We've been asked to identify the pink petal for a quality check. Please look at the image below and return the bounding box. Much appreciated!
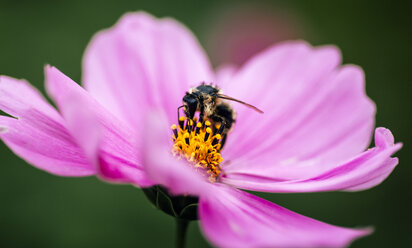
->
[222,128,401,193]
[219,42,376,181]
[45,66,152,187]
[199,185,371,248]
[215,64,237,85]
[82,11,214,129]
[0,75,94,176]
[142,110,214,196]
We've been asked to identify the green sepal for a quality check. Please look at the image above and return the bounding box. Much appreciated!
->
[142,185,198,220]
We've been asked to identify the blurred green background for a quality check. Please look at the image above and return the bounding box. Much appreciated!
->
[0,0,410,247]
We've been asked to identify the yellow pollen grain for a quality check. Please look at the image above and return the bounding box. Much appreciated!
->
[171,117,223,183]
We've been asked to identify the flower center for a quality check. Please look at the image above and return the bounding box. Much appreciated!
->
[171,116,224,182]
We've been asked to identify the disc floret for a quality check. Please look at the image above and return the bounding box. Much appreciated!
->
[171,117,223,182]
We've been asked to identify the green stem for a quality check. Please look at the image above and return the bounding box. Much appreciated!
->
[176,218,190,248]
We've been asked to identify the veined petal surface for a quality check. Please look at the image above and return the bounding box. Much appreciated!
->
[222,128,401,192]
[199,185,371,248]
[220,42,378,181]
[0,75,94,176]
[82,12,215,129]
[45,66,152,187]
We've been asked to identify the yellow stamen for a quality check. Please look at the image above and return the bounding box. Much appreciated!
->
[171,124,178,138]
[171,117,223,182]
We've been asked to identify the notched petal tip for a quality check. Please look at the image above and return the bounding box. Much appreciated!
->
[44,64,58,79]
[359,226,374,235]
[255,40,342,66]
[341,226,374,246]
[0,74,96,177]
[0,75,56,120]
[44,64,53,70]
[375,127,396,148]
[350,226,374,239]
[312,43,343,66]
[45,65,65,85]
[82,10,214,128]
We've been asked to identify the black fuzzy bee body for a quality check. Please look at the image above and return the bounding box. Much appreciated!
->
[180,83,263,149]
[183,84,235,133]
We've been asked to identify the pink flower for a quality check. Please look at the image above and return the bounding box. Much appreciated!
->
[0,12,401,248]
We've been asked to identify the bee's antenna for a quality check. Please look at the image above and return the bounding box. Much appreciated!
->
[217,94,264,114]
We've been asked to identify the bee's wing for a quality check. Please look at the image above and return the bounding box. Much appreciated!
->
[217,94,264,114]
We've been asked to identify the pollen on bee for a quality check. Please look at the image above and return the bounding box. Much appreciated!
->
[170,117,223,182]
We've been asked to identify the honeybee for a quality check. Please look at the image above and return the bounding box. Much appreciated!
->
[179,83,263,148]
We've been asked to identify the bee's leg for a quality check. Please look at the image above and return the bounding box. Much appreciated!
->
[209,114,229,150]
[209,114,225,133]
[177,105,184,120]
[185,117,193,132]
[217,120,225,134]
[220,134,228,150]
[216,120,228,149]
[177,105,186,130]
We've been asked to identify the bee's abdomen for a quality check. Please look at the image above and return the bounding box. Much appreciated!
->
[213,103,235,129]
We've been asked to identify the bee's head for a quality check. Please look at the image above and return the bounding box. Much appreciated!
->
[182,93,198,119]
